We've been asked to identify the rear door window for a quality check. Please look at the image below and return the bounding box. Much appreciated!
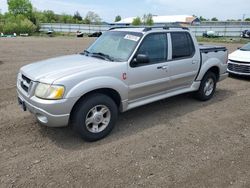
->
[171,32,195,59]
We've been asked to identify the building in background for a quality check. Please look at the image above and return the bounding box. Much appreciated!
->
[111,15,200,26]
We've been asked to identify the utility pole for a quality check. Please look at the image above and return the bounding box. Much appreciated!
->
[242,14,246,21]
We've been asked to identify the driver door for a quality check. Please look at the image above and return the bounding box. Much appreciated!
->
[127,33,171,102]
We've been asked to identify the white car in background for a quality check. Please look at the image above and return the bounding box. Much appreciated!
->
[241,30,250,38]
[228,43,250,76]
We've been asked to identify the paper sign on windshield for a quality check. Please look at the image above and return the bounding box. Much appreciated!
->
[124,34,140,42]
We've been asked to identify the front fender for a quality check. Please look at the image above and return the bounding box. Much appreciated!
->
[65,76,128,101]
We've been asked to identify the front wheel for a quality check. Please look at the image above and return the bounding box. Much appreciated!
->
[71,94,118,141]
[194,72,217,101]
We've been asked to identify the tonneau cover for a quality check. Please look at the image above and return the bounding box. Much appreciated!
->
[199,45,227,53]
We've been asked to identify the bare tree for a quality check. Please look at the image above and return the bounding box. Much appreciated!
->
[84,11,101,24]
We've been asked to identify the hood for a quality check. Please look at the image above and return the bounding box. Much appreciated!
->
[229,50,250,63]
[20,54,112,83]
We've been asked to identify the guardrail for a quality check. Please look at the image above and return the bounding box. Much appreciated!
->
[40,23,250,37]
[40,23,110,33]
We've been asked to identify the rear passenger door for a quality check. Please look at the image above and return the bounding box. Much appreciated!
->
[128,33,170,101]
[168,32,200,89]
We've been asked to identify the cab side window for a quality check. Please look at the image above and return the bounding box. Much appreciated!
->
[171,32,195,59]
[137,33,167,64]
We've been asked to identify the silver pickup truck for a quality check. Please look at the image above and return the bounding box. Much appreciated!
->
[17,26,228,141]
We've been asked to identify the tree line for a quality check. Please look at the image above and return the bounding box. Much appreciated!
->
[198,16,250,22]
[0,0,103,35]
[0,0,155,35]
[1,0,249,35]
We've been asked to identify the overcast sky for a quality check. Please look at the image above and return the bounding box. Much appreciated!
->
[0,0,249,22]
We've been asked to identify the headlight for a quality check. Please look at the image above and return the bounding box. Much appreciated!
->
[35,83,65,100]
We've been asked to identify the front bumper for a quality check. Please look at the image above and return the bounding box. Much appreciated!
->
[17,89,78,127]
[227,69,250,76]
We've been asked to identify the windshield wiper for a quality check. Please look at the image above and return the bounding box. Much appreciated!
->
[80,50,90,56]
[92,52,114,61]
[80,50,115,61]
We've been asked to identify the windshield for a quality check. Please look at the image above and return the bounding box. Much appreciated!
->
[240,43,250,51]
[85,31,142,62]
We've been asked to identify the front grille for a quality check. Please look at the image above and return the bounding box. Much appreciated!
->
[20,74,32,93]
[229,59,250,64]
[22,74,31,84]
[21,81,29,92]
[228,63,250,74]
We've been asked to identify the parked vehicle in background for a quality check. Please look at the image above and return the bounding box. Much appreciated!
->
[46,29,54,37]
[76,31,84,37]
[202,30,221,38]
[228,43,250,76]
[88,32,102,37]
[0,32,17,38]
[17,26,228,141]
[241,30,250,38]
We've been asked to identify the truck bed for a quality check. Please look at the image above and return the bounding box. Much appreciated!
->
[195,44,228,81]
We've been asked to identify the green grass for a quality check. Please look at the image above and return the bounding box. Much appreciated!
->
[197,36,250,44]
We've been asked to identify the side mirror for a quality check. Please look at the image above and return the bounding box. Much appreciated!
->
[133,54,149,65]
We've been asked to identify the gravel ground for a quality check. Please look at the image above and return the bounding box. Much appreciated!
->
[0,37,249,188]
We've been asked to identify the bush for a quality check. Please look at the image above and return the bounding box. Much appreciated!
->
[0,23,3,32]
[19,19,37,34]
[3,15,37,34]
[132,17,142,26]
[3,22,19,34]
[0,13,4,32]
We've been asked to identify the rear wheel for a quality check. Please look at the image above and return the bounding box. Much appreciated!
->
[71,94,118,141]
[195,72,217,101]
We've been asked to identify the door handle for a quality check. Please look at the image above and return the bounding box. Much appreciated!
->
[157,65,168,70]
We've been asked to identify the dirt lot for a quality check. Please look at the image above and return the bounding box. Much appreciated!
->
[0,37,250,188]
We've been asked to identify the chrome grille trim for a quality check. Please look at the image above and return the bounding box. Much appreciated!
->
[19,73,34,95]
[229,59,250,64]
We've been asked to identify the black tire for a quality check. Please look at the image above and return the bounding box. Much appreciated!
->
[71,93,118,142]
[194,72,217,101]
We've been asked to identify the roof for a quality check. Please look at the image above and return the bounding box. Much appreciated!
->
[114,15,198,25]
